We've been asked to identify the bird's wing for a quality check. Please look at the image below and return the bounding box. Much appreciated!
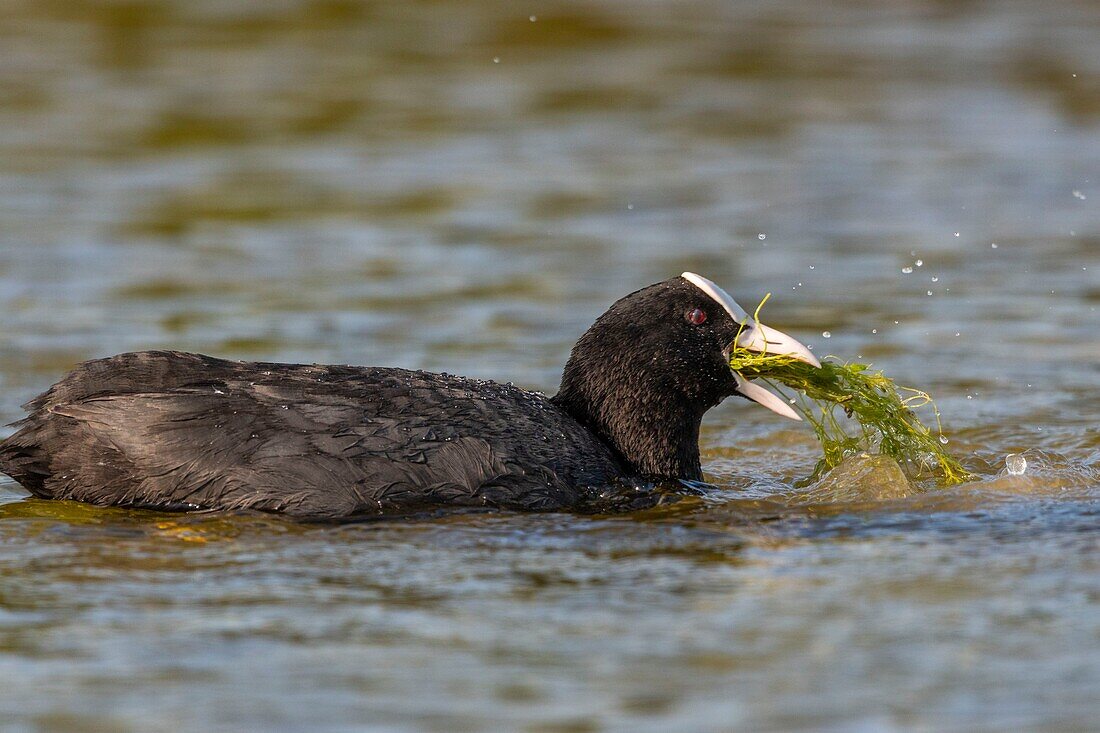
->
[35,389,563,517]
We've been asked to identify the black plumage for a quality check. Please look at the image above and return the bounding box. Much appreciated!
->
[0,275,768,519]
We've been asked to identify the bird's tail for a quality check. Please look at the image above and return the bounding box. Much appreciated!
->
[0,423,52,497]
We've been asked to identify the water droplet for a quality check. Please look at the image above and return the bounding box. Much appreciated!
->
[966,395,973,400]
[939,435,949,444]
[493,56,500,63]
[822,331,831,338]
[871,328,878,334]
[915,259,923,266]
[758,233,766,240]
[931,276,939,282]
[626,203,633,210]
[1072,189,1086,200]
[809,265,815,270]
[991,242,998,249]
[1005,453,1027,475]
[529,15,538,21]
[927,290,933,296]
[953,232,960,238]
[901,266,913,274]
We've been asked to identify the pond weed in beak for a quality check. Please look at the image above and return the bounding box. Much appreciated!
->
[728,297,974,487]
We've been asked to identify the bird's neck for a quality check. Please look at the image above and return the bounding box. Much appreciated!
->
[551,378,705,481]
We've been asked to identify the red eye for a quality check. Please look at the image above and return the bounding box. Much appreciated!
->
[687,308,707,325]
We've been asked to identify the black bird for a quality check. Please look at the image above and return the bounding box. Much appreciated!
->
[0,273,819,519]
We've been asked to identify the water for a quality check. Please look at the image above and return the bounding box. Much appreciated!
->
[0,0,1098,730]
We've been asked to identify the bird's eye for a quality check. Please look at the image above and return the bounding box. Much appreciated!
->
[686,308,707,325]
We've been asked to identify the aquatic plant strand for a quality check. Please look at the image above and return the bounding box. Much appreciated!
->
[731,296,973,486]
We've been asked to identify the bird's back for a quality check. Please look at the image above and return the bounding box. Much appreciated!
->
[0,351,624,518]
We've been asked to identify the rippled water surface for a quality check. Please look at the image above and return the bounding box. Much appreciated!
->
[0,1,1098,730]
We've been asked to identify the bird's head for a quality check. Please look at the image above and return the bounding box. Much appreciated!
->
[553,273,820,479]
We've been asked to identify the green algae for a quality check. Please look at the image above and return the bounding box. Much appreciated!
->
[731,298,973,486]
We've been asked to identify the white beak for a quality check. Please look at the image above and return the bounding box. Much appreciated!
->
[681,272,821,421]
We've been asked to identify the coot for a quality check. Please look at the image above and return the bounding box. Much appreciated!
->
[0,273,819,518]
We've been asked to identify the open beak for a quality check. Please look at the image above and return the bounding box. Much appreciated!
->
[681,272,821,421]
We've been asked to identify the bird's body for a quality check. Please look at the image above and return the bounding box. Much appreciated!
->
[0,274,819,519]
[0,351,624,518]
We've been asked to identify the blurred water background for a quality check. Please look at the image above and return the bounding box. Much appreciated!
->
[0,1,1097,731]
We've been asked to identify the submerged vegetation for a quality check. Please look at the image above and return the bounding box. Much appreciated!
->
[731,298,974,486]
